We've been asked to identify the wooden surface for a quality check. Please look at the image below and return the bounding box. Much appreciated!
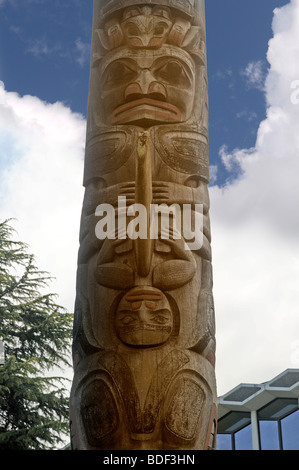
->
[70,0,217,450]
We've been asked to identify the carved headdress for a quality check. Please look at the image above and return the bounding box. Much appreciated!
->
[99,0,197,23]
[93,0,205,63]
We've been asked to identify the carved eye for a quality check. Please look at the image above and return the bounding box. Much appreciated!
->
[151,309,171,324]
[118,312,137,325]
[104,61,137,89]
[154,22,168,36]
[126,23,140,37]
[154,60,190,86]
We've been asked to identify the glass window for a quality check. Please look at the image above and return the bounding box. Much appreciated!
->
[259,420,280,450]
[216,434,232,450]
[234,424,252,450]
[258,398,297,420]
[217,411,251,434]
[281,410,299,450]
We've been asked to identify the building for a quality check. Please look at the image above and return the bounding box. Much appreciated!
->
[217,369,299,450]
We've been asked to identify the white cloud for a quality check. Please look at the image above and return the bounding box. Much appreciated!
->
[75,38,90,67]
[241,60,266,91]
[0,81,5,104]
[213,68,233,81]
[211,0,299,394]
[24,37,91,67]
[209,165,218,185]
[1,0,299,399]
[212,68,235,90]
[26,38,51,57]
[236,109,258,122]
[0,87,86,314]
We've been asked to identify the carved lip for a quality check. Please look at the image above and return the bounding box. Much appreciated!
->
[125,289,163,302]
[109,98,181,125]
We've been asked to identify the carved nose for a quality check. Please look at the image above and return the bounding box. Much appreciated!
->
[138,305,151,324]
[148,81,167,99]
[125,77,167,102]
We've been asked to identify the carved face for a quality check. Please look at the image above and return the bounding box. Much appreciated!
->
[100,46,195,127]
[115,288,173,347]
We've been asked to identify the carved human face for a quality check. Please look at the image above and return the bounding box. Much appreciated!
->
[100,46,195,127]
[115,288,173,347]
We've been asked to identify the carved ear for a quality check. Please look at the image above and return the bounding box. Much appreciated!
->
[96,18,124,52]
[167,17,191,46]
[105,18,124,49]
[182,26,206,65]
[92,21,124,67]
[91,31,108,66]
[96,29,109,51]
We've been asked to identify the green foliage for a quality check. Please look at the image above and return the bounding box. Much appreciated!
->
[0,220,73,450]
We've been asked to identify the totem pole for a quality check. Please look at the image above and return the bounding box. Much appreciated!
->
[70,0,217,450]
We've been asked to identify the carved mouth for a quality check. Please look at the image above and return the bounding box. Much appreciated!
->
[109,98,182,126]
[119,324,172,333]
[117,324,172,347]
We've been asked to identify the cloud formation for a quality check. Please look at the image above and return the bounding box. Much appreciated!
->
[241,60,266,91]
[0,1,299,396]
[75,38,91,67]
[0,85,86,313]
[211,0,299,393]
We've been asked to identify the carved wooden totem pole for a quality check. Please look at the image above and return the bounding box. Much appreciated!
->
[70,0,217,450]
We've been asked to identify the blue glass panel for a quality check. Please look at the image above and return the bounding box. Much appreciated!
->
[281,410,299,450]
[259,420,280,450]
[216,434,232,450]
[234,424,252,450]
[258,398,297,420]
[218,412,251,434]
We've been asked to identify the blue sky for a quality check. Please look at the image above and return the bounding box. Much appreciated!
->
[0,0,299,396]
[0,0,289,182]
[207,0,290,180]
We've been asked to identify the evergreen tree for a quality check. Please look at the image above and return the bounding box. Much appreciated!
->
[0,219,73,450]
